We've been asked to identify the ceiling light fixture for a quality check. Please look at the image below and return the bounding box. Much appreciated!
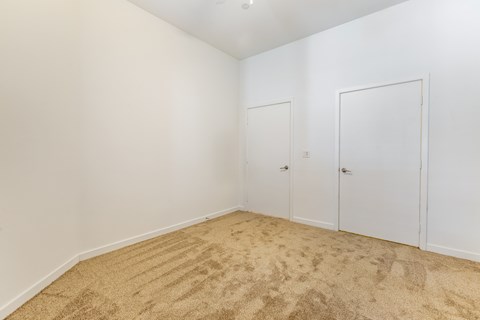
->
[242,0,254,10]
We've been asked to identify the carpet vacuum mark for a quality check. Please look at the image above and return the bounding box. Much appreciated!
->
[8,212,480,320]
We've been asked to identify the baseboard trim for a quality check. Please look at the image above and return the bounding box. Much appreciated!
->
[426,244,480,263]
[0,206,242,320]
[79,206,241,261]
[292,216,336,231]
[0,255,79,320]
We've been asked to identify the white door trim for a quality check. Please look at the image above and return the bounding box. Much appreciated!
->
[245,98,295,221]
[334,75,430,250]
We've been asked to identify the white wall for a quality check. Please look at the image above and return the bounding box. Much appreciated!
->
[0,0,240,314]
[240,0,480,260]
[0,0,82,309]
[78,0,240,252]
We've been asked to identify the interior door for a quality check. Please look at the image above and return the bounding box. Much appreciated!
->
[247,102,291,220]
[339,81,422,247]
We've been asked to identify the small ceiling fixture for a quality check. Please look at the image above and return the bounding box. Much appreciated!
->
[242,0,254,10]
[216,0,254,10]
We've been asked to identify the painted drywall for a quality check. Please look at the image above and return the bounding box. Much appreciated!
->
[77,0,240,252]
[0,0,240,313]
[240,0,480,260]
[0,0,82,309]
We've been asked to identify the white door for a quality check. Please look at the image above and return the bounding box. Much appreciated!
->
[247,102,291,219]
[339,81,422,247]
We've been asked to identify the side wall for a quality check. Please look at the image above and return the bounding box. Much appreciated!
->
[0,0,240,316]
[0,0,82,310]
[78,0,240,253]
[240,0,480,261]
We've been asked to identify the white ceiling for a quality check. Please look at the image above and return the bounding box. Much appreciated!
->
[128,0,410,59]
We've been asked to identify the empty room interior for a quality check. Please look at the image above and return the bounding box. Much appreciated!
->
[1,0,480,319]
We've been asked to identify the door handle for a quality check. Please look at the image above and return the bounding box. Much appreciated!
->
[341,168,351,173]
[280,165,289,171]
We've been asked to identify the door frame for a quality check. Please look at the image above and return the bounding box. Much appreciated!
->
[334,75,430,250]
[245,98,295,221]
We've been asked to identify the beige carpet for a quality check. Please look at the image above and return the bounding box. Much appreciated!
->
[7,212,480,320]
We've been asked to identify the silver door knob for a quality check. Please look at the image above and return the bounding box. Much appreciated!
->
[280,165,289,171]
[341,168,351,173]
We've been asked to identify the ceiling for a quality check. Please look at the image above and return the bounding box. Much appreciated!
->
[128,0,410,59]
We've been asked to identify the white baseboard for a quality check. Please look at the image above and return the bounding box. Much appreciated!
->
[426,244,480,263]
[292,216,336,231]
[79,207,240,261]
[0,255,79,320]
[0,206,242,320]
[79,206,241,261]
